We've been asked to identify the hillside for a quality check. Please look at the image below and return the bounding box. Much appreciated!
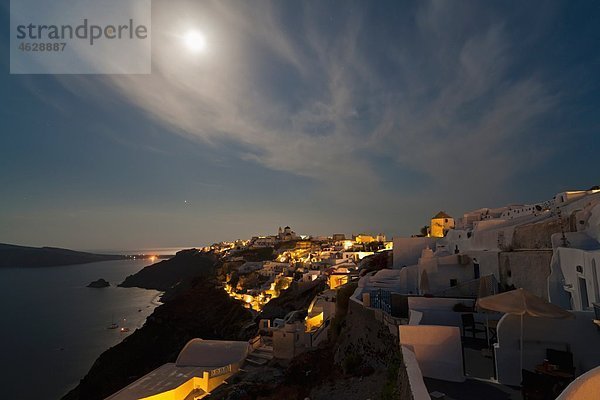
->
[259,279,328,320]
[0,243,125,268]
[62,277,254,400]
[119,249,216,293]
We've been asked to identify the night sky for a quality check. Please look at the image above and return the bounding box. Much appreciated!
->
[1,0,599,250]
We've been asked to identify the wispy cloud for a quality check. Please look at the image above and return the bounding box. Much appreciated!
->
[56,0,558,206]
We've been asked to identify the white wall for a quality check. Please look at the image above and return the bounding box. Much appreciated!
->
[441,229,471,253]
[548,249,572,310]
[355,269,406,299]
[393,237,437,269]
[409,310,424,325]
[494,311,600,387]
[556,365,600,400]
[499,251,553,299]
[420,257,475,294]
[408,297,479,328]
[550,247,600,311]
[585,201,600,243]
[443,218,523,252]
[401,346,432,400]
[500,205,539,220]
[399,325,465,382]
[408,296,474,311]
[459,250,501,288]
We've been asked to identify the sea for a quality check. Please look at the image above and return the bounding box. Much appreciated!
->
[0,254,181,400]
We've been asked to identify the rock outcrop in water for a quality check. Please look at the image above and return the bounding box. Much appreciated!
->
[87,279,110,288]
[0,243,124,268]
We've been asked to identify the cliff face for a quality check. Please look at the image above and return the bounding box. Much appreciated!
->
[87,279,110,288]
[358,250,392,275]
[333,296,405,398]
[334,295,401,369]
[62,278,253,400]
[120,249,216,293]
[209,282,404,400]
[0,243,124,268]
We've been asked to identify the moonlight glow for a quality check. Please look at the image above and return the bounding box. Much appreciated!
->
[183,30,207,53]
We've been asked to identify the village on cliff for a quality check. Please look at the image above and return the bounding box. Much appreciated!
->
[106,187,600,400]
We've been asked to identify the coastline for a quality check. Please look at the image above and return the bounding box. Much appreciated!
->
[149,292,164,307]
[60,251,236,400]
[62,285,164,397]
[0,259,160,400]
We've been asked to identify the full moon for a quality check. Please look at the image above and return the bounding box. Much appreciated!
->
[183,30,207,53]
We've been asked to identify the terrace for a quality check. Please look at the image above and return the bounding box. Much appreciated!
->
[353,273,600,400]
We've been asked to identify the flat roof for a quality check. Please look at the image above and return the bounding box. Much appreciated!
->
[176,339,249,367]
[105,363,206,400]
[106,339,249,400]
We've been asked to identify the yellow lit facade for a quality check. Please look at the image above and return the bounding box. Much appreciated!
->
[430,211,455,238]
[354,233,386,244]
[107,340,248,400]
[139,373,209,400]
[294,241,312,249]
[225,275,292,311]
[354,234,376,244]
[329,274,349,289]
[305,312,324,332]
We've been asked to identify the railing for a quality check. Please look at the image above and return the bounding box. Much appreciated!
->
[208,364,232,378]
[249,335,262,350]
[370,289,392,314]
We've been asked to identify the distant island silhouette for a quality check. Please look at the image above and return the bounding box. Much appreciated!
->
[0,243,125,268]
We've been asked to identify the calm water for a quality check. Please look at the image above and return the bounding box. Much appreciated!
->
[0,260,161,400]
[88,247,187,256]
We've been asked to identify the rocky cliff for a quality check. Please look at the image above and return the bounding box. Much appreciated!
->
[119,249,216,299]
[62,276,253,400]
[87,278,110,288]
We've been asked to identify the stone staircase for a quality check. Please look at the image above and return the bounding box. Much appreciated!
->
[246,345,274,366]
